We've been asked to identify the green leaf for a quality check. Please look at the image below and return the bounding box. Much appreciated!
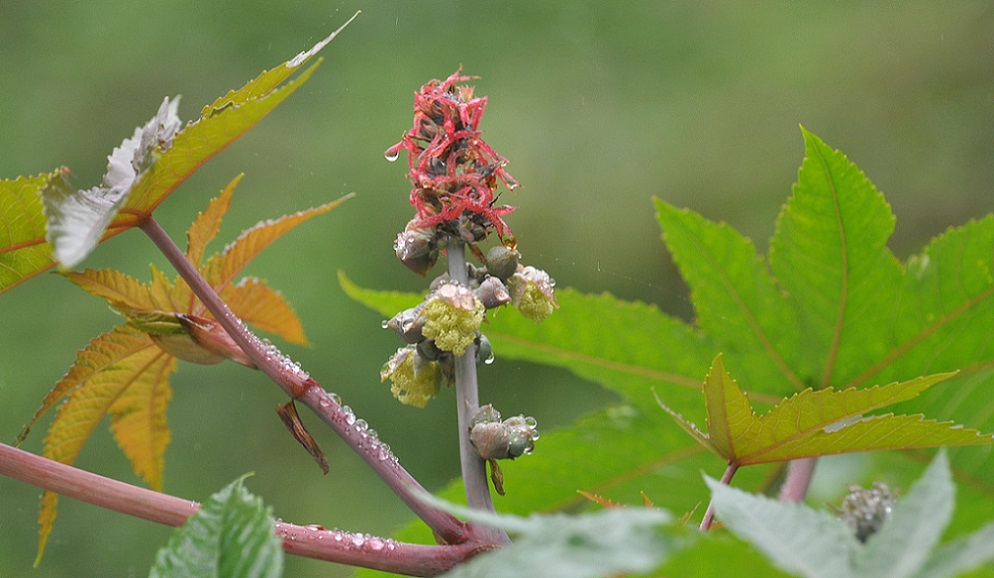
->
[420,496,675,578]
[769,126,904,388]
[0,168,68,293]
[655,196,806,394]
[657,532,794,578]
[150,475,283,578]
[660,355,989,465]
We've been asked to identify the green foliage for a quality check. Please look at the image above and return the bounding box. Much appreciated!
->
[347,129,994,577]
[150,475,283,578]
[707,451,994,578]
[659,355,988,466]
[419,496,675,578]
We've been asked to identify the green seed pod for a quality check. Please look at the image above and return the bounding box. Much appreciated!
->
[468,406,539,460]
[485,245,520,280]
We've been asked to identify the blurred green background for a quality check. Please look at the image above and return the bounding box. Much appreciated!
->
[0,2,990,577]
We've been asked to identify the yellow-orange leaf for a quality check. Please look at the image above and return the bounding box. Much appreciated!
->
[186,174,239,268]
[200,196,352,295]
[108,352,176,490]
[221,277,309,346]
[32,326,171,562]
[64,269,157,312]
[148,263,184,312]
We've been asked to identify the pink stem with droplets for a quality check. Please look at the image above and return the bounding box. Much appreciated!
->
[138,216,470,545]
[0,442,487,576]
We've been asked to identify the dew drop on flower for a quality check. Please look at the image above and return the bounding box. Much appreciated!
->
[484,351,496,365]
[355,418,368,432]
[328,391,342,406]
[384,150,400,162]
[380,319,390,329]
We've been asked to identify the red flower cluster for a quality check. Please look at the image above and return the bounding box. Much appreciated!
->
[386,69,519,244]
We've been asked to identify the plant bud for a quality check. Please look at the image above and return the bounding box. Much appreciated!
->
[416,338,443,361]
[468,405,539,460]
[386,303,426,343]
[132,310,255,368]
[475,333,493,366]
[837,482,896,543]
[476,276,511,309]
[485,246,520,280]
[394,224,438,276]
[177,314,256,368]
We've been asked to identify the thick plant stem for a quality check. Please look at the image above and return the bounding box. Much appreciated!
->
[778,457,818,503]
[699,461,739,531]
[0,442,483,576]
[446,243,510,545]
[138,216,468,545]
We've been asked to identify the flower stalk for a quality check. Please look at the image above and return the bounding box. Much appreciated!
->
[382,70,551,541]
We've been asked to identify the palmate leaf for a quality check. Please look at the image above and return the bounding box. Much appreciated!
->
[658,355,991,466]
[200,197,352,299]
[24,178,344,562]
[30,325,174,563]
[0,14,356,287]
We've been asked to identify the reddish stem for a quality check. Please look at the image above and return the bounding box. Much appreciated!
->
[0,442,483,576]
[778,457,818,503]
[699,462,739,531]
[137,216,468,544]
